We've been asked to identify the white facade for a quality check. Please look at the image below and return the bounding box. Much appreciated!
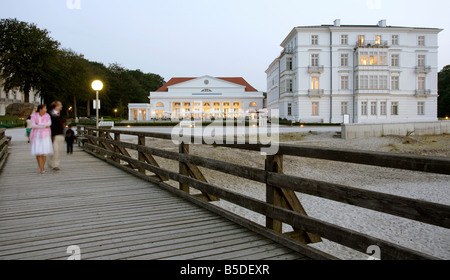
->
[266,20,442,124]
[128,76,264,121]
[0,80,41,116]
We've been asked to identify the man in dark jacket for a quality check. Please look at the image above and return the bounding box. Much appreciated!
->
[49,101,64,171]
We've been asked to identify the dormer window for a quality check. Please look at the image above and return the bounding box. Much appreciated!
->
[201,89,212,93]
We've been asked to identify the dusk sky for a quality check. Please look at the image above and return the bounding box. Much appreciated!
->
[1,0,449,92]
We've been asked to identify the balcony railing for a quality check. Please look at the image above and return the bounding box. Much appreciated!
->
[415,90,432,96]
[356,40,389,48]
[308,89,325,97]
[415,66,432,74]
[280,47,294,56]
[308,65,324,74]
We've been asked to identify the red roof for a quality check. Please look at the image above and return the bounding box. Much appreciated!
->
[155,77,258,92]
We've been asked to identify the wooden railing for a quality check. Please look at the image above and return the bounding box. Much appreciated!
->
[78,125,450,260]
[0,128,11,171]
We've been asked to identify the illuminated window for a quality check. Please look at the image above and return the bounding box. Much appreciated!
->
[360,52,368,65]
[369,52,378,65]
[375,35,382,45]
[358,35,365,46]
[311,77,319,90]
[249,102,258,107]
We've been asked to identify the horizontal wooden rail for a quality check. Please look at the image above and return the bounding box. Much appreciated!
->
[86,126,450,175]
[88,134,450,229]
[216,143,450,175]
[0,128,10,171]
[80,126,449,260]
[84,142,438,260]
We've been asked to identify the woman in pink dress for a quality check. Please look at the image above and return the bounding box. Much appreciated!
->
[30,104,54,174]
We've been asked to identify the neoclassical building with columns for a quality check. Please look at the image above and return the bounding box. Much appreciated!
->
[128,76,264,121]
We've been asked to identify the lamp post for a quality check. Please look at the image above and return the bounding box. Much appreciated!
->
[91,80,103,137]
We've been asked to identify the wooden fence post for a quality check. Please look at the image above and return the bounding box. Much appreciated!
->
[179,142,190,194]
[265,154,322,244]
[265,155,283,233]
[138,136,146,174]
[114,133,121,163]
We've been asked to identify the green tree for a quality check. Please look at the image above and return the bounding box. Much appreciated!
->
[58,50,92,118]
[0,18,60,103]
[438,65,450,118]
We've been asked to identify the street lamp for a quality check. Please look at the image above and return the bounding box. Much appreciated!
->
[114,108,118,118]
[92,80,103,137]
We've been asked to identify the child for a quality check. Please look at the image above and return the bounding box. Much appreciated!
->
[65,124,76,154]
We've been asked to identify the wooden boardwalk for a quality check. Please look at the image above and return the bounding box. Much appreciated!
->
[0,141,308,260]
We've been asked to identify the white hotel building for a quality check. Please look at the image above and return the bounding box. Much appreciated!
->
[266,20,442,124]
[128,76,264,121]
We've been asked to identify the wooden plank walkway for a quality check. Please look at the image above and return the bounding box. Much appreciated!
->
[0,140,308,260]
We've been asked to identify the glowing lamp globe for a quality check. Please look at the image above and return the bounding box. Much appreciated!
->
[92,80,103,91]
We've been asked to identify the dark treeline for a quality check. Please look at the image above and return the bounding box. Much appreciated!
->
[0,18,165,118]
[438,65,450,118]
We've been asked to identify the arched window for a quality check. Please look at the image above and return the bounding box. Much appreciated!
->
[156,102,164,107]
[201,89,212,93]
[249,102,258,107]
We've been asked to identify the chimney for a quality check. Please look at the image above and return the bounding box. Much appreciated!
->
[378,19,387,27]
[334,19,341,27]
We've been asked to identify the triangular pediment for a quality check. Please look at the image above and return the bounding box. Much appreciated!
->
[167,76,246,90]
